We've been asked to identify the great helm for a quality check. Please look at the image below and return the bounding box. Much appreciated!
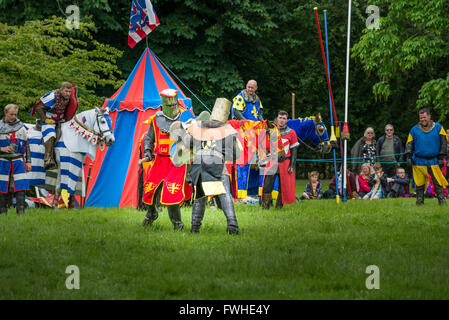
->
[210,98,231,123]
[160,89,179,119]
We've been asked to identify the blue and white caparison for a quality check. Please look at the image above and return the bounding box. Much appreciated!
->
[27,107,115,197]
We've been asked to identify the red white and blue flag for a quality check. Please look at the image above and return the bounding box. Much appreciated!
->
[128,0,160,48]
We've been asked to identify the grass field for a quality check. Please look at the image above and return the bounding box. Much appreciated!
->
[1,180,449,300]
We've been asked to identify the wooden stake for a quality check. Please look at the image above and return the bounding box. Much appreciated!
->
[291,93,295,119]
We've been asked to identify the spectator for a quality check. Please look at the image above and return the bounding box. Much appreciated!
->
[386,167,410,198]
[323,165,358,200]
[357,163,373,198]
[300,171,323,200]
[351,127,377,174]
[363,163,389,200]
[376,124,404,177]
[231,80,263,121]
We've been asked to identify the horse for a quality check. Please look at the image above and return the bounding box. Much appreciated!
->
[286,113,332,154]
[27,107,115,206]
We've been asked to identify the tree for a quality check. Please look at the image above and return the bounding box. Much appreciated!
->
[352,0,449,122]
[0,17,123,122]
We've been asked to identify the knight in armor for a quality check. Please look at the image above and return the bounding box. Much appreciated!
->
[0,104,31,214]
[171,98,242,234]
[405,108,448,205]
[141,89,185,230]
[261,110,298,209]
[32,82,78,170]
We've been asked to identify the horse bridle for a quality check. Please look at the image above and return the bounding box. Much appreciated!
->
[73,110,111,142]
[296,122,328,152]
[94,109,112,139]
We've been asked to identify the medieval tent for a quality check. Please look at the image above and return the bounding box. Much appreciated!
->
[83,48,193,208]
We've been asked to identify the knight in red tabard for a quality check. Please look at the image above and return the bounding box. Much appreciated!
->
[141,89,186,230]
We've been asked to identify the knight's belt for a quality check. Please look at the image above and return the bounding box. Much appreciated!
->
[0,154,24,160]
[195,149,224,161]
[417,155,438,160]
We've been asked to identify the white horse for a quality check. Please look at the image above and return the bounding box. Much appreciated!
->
[27,108,115,202]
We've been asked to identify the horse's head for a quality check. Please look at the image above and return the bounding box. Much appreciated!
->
[94,107,115,146]
[311,113,331,153]
[286,113,332,153]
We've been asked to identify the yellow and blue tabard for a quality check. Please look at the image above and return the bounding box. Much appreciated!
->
[406,122,448,187]
[231,90,263,121]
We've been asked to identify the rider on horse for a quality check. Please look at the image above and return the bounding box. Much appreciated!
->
[31,82,78,170]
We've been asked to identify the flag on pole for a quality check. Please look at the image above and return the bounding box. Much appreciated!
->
[128,0,160,48]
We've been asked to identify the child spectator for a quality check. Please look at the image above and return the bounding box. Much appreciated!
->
[386,167,411,198]
[357,163,373,198]
[363,163,389,200]
[301,171,323,200]
[323,165,358,200]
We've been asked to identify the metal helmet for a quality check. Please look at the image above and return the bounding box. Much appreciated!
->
[210,98,231,122]
[160,89,179,119]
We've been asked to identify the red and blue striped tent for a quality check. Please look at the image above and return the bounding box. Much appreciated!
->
[83,48,193,208]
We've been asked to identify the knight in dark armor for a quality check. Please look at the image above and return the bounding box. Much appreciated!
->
[141,89,186,230]
[0,104,31,214]
[171,98,242,234]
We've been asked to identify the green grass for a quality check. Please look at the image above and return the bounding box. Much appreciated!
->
[1,184,449,299]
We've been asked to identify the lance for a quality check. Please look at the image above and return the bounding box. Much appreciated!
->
[323,9,340,204]
[342,0,353,202]
[82,163,93,208]
[313,7,339,134]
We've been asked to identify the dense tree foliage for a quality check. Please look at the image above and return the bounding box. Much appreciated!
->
[353,0,449,122]
[0,17,123,121]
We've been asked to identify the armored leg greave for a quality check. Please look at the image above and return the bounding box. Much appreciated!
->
[219,175,240,234]
[15,191,26,214]
[0,192,8,214]
[167,205,184,231]
[142,204,159,227]
[415,185,425,205]
[191,197,207,233]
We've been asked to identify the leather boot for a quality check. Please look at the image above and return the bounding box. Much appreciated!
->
[15,191,26,214]
[142,205,159,227]
[275,195,283,209]
[0,192,8,215]
[167,205,184,231]
[191,197,207,233]
[434,184,446,206]
[416,185,425,205]
[44,137,57,170]
[261,193,272,210]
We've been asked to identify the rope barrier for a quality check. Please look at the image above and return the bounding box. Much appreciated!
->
[295,152,407,164]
